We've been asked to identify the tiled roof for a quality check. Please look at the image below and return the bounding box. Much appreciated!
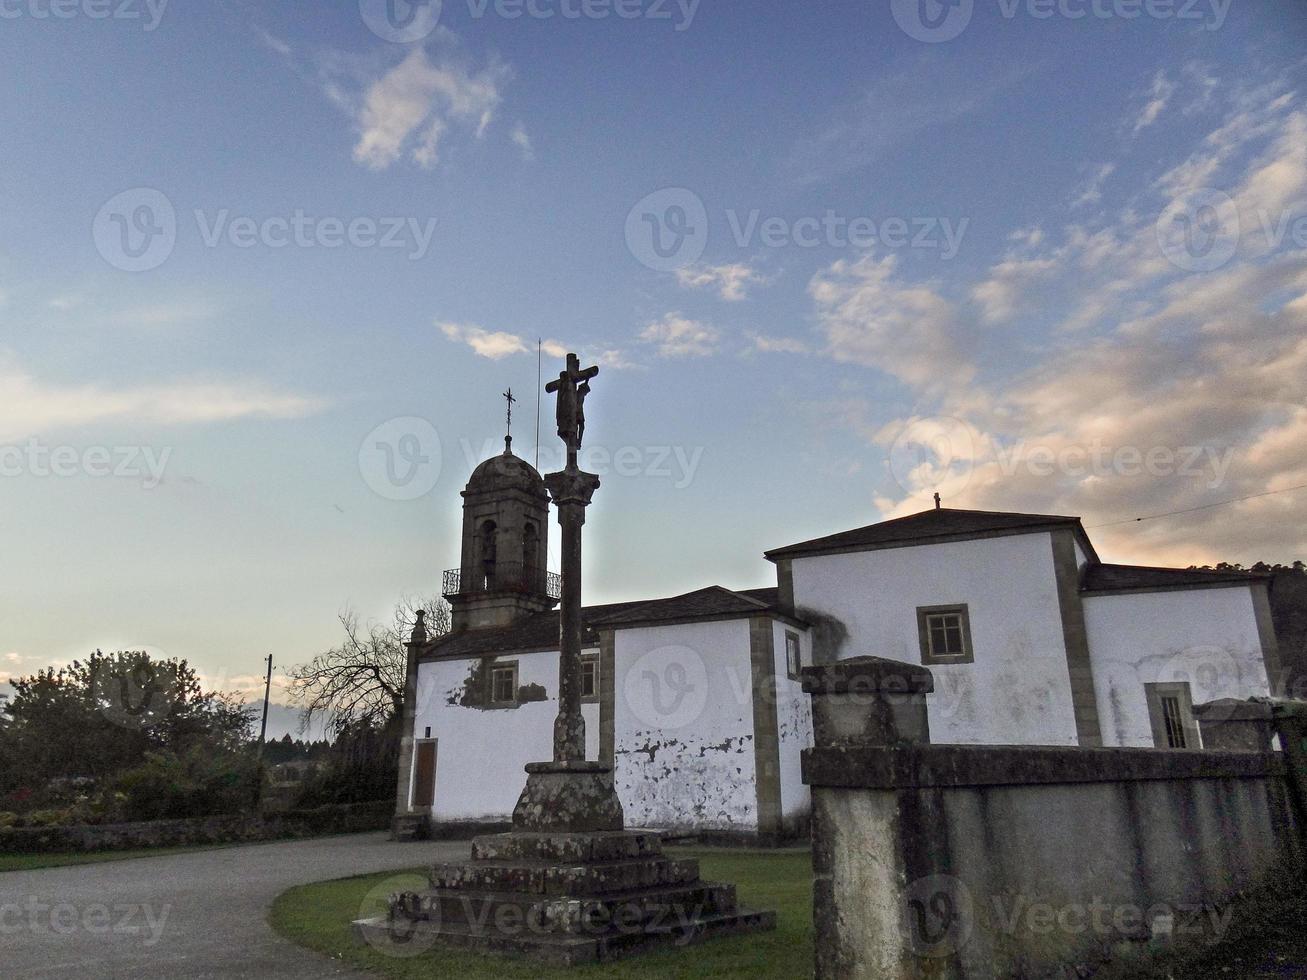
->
[1081,563,1263,594]
[765,508,1089,561]
[417,586,786,660]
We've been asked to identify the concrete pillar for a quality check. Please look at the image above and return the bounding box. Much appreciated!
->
[1272,700,1307,838]
[800,656,934,748]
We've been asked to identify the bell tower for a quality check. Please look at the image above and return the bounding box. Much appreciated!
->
[444,432,559,632]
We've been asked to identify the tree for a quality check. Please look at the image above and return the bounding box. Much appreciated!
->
[1,650,254,801]
[288,595,450,734]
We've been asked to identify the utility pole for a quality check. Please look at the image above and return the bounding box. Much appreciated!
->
[259,654,273,751]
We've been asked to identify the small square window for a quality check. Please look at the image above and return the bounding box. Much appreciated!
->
[785,632,803,680]
[1145,682,1199,750]
[580,654,600,701]
[917,605,974,665]
[489,664,518,706]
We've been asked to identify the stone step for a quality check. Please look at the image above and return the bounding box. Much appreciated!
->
[353,906,778,967]
[470,830,665,864]
[430,856,702,896]
[391,881,740,934]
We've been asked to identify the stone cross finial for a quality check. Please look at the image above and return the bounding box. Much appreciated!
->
[503,388,517,454]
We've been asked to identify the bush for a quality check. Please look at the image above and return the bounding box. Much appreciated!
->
[26,809,71,827]
[115,746,260,822]
[0,812,17,829]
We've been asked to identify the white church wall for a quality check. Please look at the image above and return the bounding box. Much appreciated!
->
[1083,586,1271,747]
[612,619,760,832]
[411,650,599,822]
[770,619,813,825]
[789,532,1081,746]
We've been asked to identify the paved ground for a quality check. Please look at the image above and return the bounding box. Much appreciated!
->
[0,833,469,979]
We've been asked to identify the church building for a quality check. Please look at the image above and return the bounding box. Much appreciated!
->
[393,441,1282,842]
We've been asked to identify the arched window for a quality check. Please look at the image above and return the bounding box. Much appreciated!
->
[479,520,498,589]
[523,522,539,591]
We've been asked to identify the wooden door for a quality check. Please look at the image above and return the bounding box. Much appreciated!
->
[413,740,437,808]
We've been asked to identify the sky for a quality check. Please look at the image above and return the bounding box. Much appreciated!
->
[0,0,1305,720]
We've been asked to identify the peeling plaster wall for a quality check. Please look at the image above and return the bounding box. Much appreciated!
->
[612,620,760,832]
[772,620,814,825]
[410,651,600,821]
[1083,587,1271,747]
[789,532,1080,746]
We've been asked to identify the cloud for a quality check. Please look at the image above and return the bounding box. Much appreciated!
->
[333,44,511,170]
[1132,69,1176,134]
[254,25,292,58]
[971,256,1058,324]
[809,253,973,390]
[675,263,766,301]
[639,314,720,357]
[1071,162,1116,209]
[438,322,567,361]
[783,55,1036,185]
[107,302,217,328]
[510,122,533,160]
[819,72,1307,566]
[747,332,810,355]
[0,359,326,443]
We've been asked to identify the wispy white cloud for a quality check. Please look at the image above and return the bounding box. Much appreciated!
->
[1132,69,1176,134]
[971,256,1058,324]
[326,42,511,170]
[439,322,566,360]
[639,313,720,357]
[0,358,326,443]
[747,332,810,355]
[511,122,533,160]
[1071,162,1116,209]
[809,253,973,390]
[676,263,767,301]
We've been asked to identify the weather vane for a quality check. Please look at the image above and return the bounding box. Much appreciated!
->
[503,388,517,452]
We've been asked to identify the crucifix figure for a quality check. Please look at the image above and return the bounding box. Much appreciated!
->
[545,354,599,470]
[503,388,517,453]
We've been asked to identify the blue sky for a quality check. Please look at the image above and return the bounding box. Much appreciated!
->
[1,0,1304,710]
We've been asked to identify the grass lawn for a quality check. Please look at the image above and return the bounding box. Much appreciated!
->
[0,843,234,873]
[268,847,814,979]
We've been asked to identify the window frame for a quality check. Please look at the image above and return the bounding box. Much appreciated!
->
[1145,681,1200,750]
[785,631,803,680]
[579,653,600,703]
[487,661,520,708]
[916,604,975,665]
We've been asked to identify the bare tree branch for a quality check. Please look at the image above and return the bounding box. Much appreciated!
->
[288,595,450,734]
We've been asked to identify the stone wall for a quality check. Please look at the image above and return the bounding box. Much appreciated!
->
[0,801,392,854]
[800,658,1305,980]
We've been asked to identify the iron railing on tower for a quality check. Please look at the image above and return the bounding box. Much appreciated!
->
[442,562,562,602]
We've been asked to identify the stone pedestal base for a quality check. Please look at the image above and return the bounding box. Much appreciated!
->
[512,761,625,833]
[353,829,776,965]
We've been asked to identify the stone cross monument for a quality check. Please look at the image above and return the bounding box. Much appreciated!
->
[358,353,775,963]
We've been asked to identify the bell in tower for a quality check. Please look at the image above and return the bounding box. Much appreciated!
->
[443,409,560,632]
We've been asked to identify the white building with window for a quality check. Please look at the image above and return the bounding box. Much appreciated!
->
[394,446,1282,841]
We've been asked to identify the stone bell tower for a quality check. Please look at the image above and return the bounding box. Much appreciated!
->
[443,433,559,632]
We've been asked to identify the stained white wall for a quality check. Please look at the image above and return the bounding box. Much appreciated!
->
[1083,586,1271,747]
[771,620,813,825]
[611,619,760,832]
[789,532,1080,746]
[411,650,599,822]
